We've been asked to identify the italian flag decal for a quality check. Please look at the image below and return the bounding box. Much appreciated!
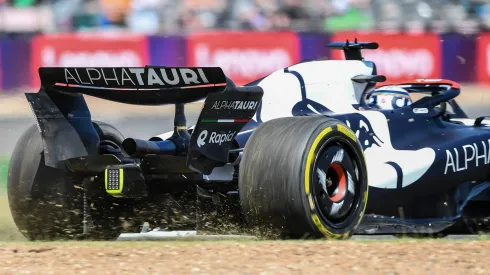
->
[202,119,250,123]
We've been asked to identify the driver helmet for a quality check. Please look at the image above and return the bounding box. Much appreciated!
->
[366,86,412,110]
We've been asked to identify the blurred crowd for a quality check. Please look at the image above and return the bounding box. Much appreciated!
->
[0,0,490,34]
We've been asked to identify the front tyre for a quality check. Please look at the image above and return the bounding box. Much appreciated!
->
[239,116,368,239]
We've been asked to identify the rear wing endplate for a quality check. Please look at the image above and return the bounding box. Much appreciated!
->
[26,66,232,169]
[187,86,264,174]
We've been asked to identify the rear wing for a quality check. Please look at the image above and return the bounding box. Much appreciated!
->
[38,67,227,105]
[26,66,263,170]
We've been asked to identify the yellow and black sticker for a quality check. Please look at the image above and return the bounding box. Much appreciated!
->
[337,124,357,142]
[308,193,315,211]
[105,168,124,195]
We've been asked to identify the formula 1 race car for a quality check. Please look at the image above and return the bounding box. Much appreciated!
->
[8,40,490,240]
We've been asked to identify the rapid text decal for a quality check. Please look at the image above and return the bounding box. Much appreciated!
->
[197,130,236,147]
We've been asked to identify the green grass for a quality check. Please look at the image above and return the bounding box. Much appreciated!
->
[0,156,26,241]
[0,195,25,241]
[0,156,8,193]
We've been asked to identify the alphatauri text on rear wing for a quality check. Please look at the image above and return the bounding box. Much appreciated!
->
[27,66,263,173]
[38,67,228,105]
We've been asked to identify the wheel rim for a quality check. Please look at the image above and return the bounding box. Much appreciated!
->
[311,140,362,227]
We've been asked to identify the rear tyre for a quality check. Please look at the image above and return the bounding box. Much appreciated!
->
[239,116,368,239]
[8,121,134,240]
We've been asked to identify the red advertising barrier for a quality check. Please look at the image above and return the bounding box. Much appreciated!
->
[477,33,490,84]
[31,33,149,87]
[187,31,300,85]
[331,32,441,83]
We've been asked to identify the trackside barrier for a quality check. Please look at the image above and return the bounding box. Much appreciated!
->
[0,39,31,91]
[2,31,490,91]
[186,31,300,86]
[441,33,477,83]
[477,33,490,84]
[30,33,149,88]
[148,35,187,67]
[297,32,331,62]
